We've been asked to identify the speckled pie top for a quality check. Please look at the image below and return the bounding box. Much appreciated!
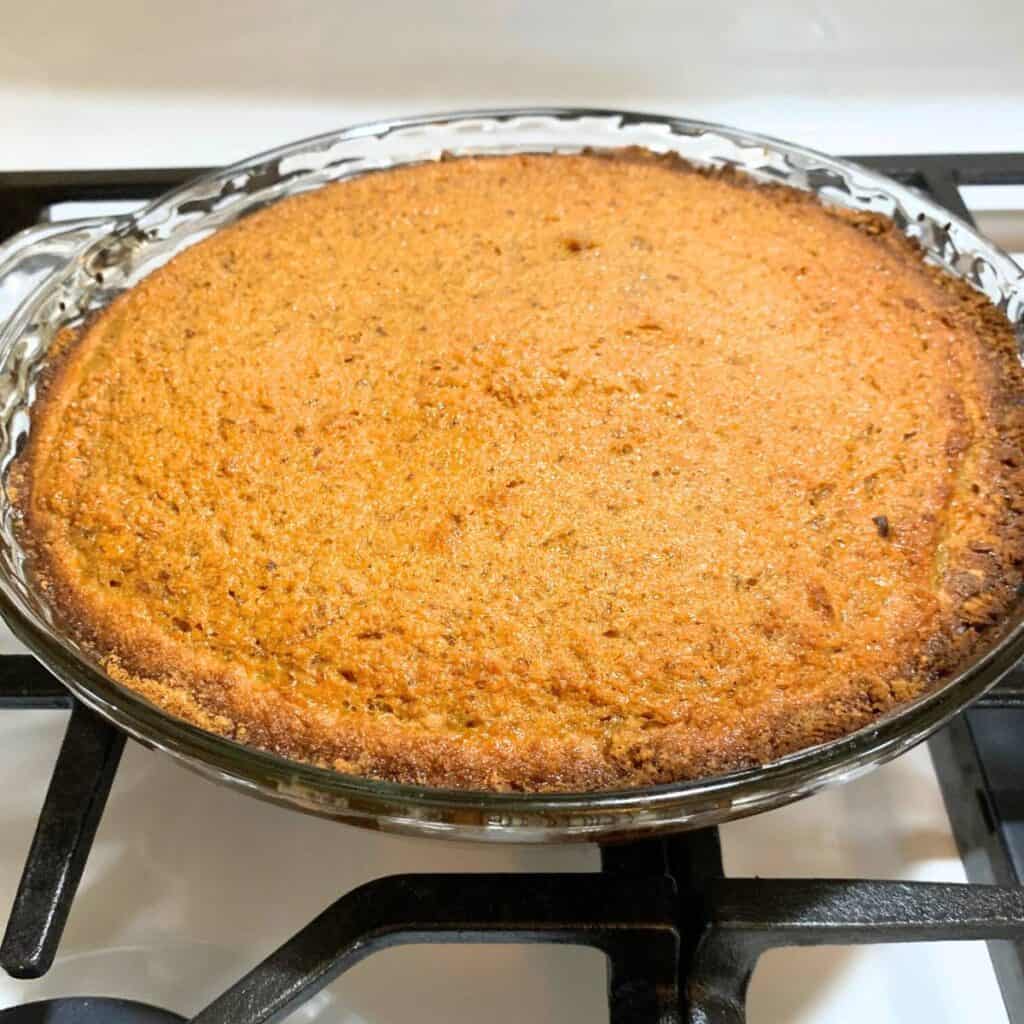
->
[15,152,1024,791]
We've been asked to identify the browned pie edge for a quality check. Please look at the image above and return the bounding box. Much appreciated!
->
[9,161,1024,793]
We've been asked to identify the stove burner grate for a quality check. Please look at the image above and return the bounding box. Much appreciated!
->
[2,152,1024,1023]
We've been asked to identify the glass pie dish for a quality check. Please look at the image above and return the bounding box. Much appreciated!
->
[0,108,1022,843]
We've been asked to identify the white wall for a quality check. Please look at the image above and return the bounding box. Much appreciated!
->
[2,0,1023,167]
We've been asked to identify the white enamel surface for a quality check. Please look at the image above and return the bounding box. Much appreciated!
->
[0,670,1007,1023]
[2,4,1024,1016]
[1,2,1024,169]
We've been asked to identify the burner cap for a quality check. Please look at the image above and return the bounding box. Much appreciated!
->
[0,999,184,1023]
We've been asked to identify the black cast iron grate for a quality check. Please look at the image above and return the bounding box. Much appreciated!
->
[1,153,1024,1023]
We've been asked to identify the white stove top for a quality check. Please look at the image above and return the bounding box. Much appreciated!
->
[0,635,1007,1023]
[2,3,1024,1016]
[1,180,1021,1024]
[1,167,1022,1024]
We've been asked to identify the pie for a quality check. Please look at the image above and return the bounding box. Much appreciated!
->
[13,151,1024,791]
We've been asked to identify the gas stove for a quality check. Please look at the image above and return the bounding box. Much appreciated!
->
[1,154,1024,1023]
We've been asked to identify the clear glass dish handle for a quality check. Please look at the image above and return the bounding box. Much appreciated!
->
[0,218,121,326]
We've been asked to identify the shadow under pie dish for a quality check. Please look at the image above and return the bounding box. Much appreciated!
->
[7,136,1024,797]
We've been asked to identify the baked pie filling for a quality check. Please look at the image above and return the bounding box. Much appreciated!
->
[14,152,1024,790]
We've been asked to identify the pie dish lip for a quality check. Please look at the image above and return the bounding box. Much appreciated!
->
[4,576,1023,824]
[0,105,1022,840]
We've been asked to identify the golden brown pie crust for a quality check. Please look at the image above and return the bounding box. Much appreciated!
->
[12,152,1024,791]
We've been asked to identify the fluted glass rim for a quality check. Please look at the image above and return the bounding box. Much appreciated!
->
[0,107,1020,841]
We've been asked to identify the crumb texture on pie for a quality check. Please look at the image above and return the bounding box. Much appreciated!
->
[15,152,1024,791]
